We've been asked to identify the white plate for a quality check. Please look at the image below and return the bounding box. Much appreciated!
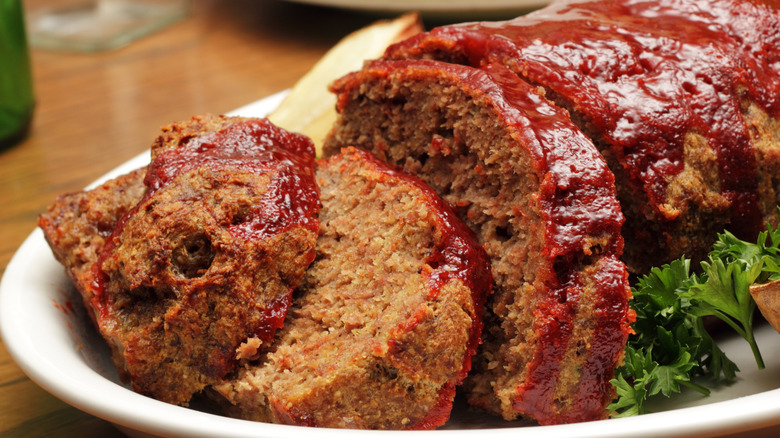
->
[282,0,550,14]
[3,91,780,438]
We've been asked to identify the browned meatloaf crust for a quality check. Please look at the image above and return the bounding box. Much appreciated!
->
[39,168,147,329]
[39,115,321,406]
[381,0,780,273]
[324,60,633,424]
[212,146,492,429]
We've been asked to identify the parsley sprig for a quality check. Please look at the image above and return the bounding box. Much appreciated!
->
[609,217,780,417]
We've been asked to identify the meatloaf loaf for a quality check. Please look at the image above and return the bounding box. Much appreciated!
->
[39,115,321,405]
[38,167,147,317]
[212,146,492,429]
[380,0,780,273]
[323,60,633,424]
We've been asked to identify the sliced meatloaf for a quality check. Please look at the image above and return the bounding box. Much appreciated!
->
[213,146,492,429]
[323,60,633,424]
[39,115,321,406]
[381,0,780,273]
[39,168,147,329]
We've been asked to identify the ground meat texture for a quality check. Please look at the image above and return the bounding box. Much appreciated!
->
[149,114,250,161]
[212,147,492,430]
[38,168,147,328]
[323,60,632,424]
[382,0,780,273]
[41,116,321,406]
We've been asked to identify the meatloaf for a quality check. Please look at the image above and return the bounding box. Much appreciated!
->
[39,168,147,326]
[323,60,633,424]
[39,115,321,405]
[212,146,492,429]
[380,0,780,273]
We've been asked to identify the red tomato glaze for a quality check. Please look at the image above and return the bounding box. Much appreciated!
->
[91,117,319,350]
[386,0,780,239]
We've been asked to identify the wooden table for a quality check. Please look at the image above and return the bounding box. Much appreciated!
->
[2,1,780,437]
[0,1,392,436]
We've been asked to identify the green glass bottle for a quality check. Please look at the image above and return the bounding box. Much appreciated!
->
[0,0,34,150]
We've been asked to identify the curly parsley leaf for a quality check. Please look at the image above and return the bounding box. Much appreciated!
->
[609,361,647,417]
[609,215,780,417]
[686,258,764,369]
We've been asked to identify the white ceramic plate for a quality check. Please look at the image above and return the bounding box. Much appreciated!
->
[3,91,780,438]
[282,0,550,14]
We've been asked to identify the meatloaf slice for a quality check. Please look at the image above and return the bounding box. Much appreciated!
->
[383,0,780,273]
[323,60,633,424]
[39,168,147,329]
[213,146,492,429]
[40,116,321,406]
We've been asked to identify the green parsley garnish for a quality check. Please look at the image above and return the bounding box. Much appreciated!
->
[609,214,780,417]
